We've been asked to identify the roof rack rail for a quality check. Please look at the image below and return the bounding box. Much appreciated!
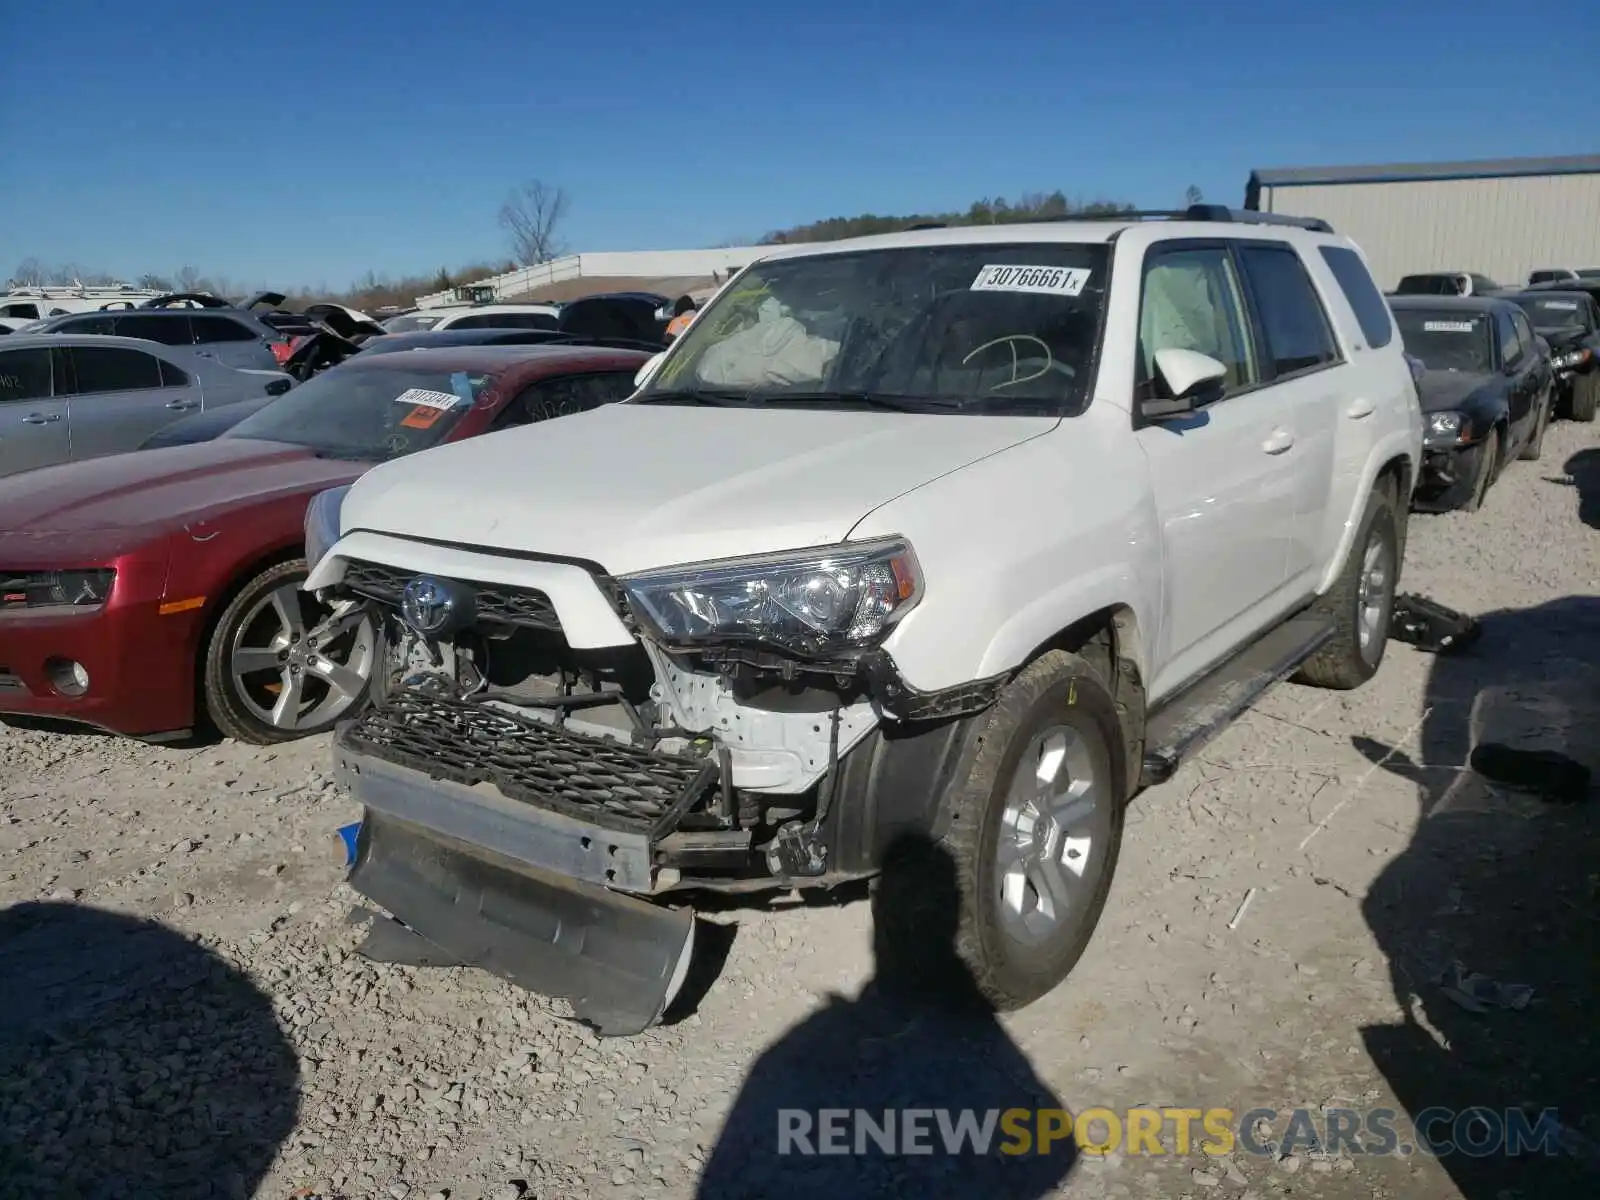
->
[1038,205,1334,233]
[1184,204,1334,233]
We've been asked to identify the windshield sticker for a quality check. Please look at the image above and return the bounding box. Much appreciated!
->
[399,404,447,431]
[392,387,460,411]
[1542,301,1579,311]
[1423,321,1477,333]
[971,265,1091,297]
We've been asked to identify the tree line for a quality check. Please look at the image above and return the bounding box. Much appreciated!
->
[759,191,1137,244]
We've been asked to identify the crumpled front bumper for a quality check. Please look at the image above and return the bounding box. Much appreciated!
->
[335,739,700,1036]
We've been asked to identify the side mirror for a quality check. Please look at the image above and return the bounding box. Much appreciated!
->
[633,352,664,390]
[1141,348,1228,418]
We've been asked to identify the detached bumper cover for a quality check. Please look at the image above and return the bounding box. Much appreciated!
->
[347,810,695,1036]
[333,694,712,1034]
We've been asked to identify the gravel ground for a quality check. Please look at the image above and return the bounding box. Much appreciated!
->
[3,420,1597,1200]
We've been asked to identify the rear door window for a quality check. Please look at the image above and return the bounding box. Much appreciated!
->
[0,348,54,401]
[1318,246,1393,348]
[113,314,195,345]
[190,315,259,343]
[68,346,165,394]
[0,302,40,319]
[1235,243,1340,377]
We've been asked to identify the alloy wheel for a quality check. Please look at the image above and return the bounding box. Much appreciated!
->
[228,584,376,731]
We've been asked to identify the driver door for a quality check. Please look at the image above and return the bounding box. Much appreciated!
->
[1132,241,1300,696]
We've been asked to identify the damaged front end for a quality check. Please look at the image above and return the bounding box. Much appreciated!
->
[311,540,1000,1033]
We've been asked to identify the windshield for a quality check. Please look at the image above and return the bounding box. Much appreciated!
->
[222,364,492,460]
[637,242,1110,414]
[380,313,445,333]
[1515,296,1592,332]
[1394,310,1493,373]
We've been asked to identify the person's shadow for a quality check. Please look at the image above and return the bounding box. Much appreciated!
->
[1559,446,1600,530]
[696,834,1077,1199]
[1353,592,1600,1197]
[0,902,300,1199]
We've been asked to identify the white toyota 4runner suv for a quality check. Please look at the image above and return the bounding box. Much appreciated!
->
[305,206,1423,1034]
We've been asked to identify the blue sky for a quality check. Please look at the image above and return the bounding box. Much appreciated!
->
[1,1,1591,291]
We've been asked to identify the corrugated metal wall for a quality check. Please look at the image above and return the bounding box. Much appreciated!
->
[1260,173,1600,289]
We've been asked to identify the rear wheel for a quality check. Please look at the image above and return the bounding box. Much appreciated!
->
[201,558,377,744]
[1294,482,1399,690]
[885,651,1126,1011]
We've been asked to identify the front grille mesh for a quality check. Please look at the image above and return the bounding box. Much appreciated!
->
[341,559,560,631]
[340,689,715,835]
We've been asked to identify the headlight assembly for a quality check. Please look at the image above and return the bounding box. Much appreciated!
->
[1553,348,1593,370]
[621,537,922,658]
[0,568,116,611]
[1425,412,1465,443]
[303,484,351,572]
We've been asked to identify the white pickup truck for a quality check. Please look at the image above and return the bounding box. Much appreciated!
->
[305,206,1423,1034]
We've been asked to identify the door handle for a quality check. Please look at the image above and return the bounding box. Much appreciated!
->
[22,413,61,425]
[1262,428,1295,455]
[165,400,198,410]
[1346,398,1375,419]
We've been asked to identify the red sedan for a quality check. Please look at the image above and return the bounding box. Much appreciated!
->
[0,344,650,743]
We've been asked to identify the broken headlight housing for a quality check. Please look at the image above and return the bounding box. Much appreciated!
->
[0,568,116,611]
[621,537,922,658]
[1425,412,1466,445]
[303,484,351,573]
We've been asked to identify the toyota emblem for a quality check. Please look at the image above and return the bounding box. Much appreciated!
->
[401,576,455,636]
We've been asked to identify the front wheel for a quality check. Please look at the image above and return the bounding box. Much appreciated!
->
[1294,482,1399,690]
[884,651,1126,1011]
[200,558,378,744]
[1520,393,1550,461]
[1570,373,1599,423]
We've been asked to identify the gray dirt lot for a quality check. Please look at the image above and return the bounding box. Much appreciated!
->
[2,421,1597,1200]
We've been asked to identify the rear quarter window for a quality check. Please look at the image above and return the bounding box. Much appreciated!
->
[1318,246,1394,349]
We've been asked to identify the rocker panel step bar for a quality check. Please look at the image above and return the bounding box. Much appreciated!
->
[1140,612,1334,787]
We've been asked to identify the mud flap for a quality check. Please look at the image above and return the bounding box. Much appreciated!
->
[347,810,696,1037]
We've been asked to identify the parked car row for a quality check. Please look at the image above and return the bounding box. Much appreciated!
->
[3,207,1585,1034]
[1387,282,1599,511]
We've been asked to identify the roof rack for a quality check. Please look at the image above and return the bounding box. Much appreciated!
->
[1041,204,1334,233]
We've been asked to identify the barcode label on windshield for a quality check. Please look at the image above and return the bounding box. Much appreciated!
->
[393,388,460,410]
[1423,321,1476,333]
[971,265,1091,297]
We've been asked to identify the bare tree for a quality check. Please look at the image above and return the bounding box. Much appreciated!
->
[137,273,174,291]
[498,180,570,266]
[1183,184,1204,206]
[12,257,47,286]
[175,265,203,293]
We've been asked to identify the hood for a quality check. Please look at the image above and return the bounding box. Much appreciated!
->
[0,438,367,550]
[340,402,1055,575]
[1415,369,1495,413]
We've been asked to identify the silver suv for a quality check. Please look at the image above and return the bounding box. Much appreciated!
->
[28,308,289,371]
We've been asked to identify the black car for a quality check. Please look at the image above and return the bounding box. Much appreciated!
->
[1392,271,1507,298]
[1507,290,1600,422]
[1390,295,1555,513]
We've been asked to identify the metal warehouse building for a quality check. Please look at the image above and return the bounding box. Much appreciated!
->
[1245,154,1600,290]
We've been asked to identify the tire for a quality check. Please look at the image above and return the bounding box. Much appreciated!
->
[885,650,1127,1011]
[1293,482,1399,690]
[1571,374,1599,423]
[1519,393,1549,461]
[1460,427,1500,514]
[200,558,378,744]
